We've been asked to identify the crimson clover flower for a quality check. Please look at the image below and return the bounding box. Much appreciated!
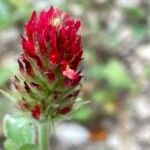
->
[11,7,83,120]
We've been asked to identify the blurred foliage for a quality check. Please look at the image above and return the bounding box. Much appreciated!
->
[0,68,12,86]
[124,6,148,40]
[48,0,68,8]
[0,0,32,29]
[0,61,18,134]
[124,6,146,22]
[90,59,135,90]
[72,106,92,122]
[144,65,150,78]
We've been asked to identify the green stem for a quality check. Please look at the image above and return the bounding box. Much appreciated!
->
[38,121,50,150]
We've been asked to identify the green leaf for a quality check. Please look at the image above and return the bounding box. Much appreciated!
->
[4,139,17,150]
[3,115,35,149]
[19,144,37,150]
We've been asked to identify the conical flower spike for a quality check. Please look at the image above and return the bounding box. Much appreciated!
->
[12,7,83,120]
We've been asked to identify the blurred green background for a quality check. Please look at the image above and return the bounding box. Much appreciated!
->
[0,0,149,149]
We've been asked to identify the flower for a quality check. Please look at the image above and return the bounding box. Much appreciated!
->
[32,104,42,120]
[11,7,83,120]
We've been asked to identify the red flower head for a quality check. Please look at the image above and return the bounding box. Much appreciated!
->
[11,7,83,120]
